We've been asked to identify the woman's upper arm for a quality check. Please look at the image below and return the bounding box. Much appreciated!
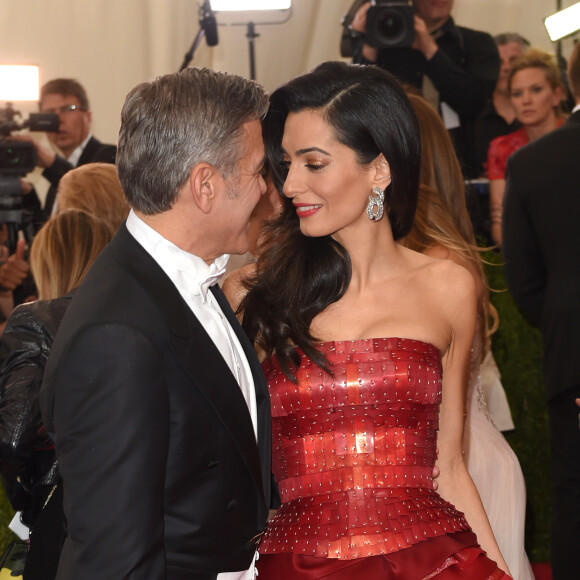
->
[436,267,477,470]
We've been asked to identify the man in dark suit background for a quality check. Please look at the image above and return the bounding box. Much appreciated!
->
[40,67,271,580]
[0,79,117,314]
[502,42,580,580]
[25,78,117,223]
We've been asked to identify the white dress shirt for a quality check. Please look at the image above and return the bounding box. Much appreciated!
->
[126,210,259,579]
[67,133,92,168]
[51,134,93,216]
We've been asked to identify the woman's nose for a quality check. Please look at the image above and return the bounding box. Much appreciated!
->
[282,168,300,198]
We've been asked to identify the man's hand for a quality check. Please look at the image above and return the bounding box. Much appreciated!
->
[19,179,33,196]
[351,1,378,62]
[351,1,371,34]
[9,135,56,169]
[432,464,440,491]
[412,15,438,60]
[0,239,30,291]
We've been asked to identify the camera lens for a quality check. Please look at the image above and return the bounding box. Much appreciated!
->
[375,9,408,46]
[0,141,37,174]
[0,146,21,167]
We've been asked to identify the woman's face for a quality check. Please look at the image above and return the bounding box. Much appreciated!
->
[510,67,562,127]
[280,109,388,238]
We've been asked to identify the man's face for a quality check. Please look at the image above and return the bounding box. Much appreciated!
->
[215,119,267,256]
[497,42,525,92]
[40,93,91,158]
[413,0,453,30]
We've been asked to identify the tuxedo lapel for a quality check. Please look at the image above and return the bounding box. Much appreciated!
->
[211,284,272,506]
[111,227,266,498]
[567,110,580,125]
[77,136,101,166]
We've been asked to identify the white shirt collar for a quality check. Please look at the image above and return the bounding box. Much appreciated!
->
[125,210,229,302]
[67,133,92,166]
[572,103,580,114]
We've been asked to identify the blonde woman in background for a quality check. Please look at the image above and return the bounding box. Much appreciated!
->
[488,49,566,246]
[30,211,112,300]
[404,93,533,580]
[56,162,129,234]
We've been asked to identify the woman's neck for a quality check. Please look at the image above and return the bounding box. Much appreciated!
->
[333,222,400,291]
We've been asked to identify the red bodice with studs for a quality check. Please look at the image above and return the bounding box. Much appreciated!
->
[259,337,470,560]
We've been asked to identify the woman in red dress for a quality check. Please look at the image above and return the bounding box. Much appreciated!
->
[487,49,566,246]
[226,61,511,579]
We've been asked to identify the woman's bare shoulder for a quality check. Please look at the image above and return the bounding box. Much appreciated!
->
[222,263,256,313]
[430,256,475,298]
[425,244,484,304]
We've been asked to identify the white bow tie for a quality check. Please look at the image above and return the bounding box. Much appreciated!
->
[172,252,228,303]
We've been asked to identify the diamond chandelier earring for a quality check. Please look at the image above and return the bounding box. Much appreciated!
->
[366,186,385,222]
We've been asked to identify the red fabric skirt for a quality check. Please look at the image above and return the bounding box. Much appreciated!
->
[256,531,512,580]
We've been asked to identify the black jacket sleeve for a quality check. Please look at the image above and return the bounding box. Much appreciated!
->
[426,27,499,118]
[502,155,546,327]
[41,324,169,579]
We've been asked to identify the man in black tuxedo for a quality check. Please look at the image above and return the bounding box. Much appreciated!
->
[21,78,116,225]
[40,67,271,580]
[502,42,580,580]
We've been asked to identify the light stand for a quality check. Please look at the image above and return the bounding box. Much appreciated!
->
[179,28,206,72]
[246,22,259,81]
[179,1,219,72]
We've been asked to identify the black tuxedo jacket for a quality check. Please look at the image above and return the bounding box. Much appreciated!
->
[40,136,117,223]
[503,110,580,400]
[40,224,271,580]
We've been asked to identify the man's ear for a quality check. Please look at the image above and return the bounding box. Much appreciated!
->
[190,163,220,214]
[372,153,392,190]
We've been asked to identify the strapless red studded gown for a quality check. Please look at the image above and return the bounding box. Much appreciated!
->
[257,338,511,579]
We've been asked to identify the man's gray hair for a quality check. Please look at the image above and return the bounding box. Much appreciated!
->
[494,32,530,51]
[117,67,268,215]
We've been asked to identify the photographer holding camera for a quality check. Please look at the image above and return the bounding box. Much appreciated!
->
[348,0,499,178]
[0,79,116,316]
[13,78,116,228]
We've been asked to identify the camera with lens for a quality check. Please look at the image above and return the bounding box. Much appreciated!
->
[365,0,414,49]
[0,103,58,250]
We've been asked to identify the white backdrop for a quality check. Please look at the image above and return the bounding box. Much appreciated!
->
[0,0,576,147]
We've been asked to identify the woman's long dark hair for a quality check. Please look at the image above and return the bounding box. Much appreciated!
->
[241,61,421,381]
